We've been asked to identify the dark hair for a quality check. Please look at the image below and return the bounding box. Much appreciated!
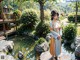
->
[51,10,59,20]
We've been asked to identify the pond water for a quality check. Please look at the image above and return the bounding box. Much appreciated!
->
[8,35,76,60]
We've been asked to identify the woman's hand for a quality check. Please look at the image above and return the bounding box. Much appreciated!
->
[57,35,61,40]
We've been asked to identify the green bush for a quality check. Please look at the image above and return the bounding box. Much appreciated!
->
[62,24,77,43]
[35,22,50,38]
[20,9,38,30]
[13,9,22,20]
[17,24,27,34]
[68,13,80,22]
[35,37,46,45]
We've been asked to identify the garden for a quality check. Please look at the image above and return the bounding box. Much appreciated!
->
[0,0,80,60]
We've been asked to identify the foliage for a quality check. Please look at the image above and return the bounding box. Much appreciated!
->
[62,24,77,43]
[35,37,46,45]
[21,1,39,10]
[68,12,80,22]
[13,9,22,20]
[20,9,39,30]
[63,43,75,53]
[35,21,50,38]
[17,24,27,34]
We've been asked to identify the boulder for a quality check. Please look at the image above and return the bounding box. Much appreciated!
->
[18,51,24,60]
[75,44,80,59]
[35,41,49,54]
[0,40,14,53]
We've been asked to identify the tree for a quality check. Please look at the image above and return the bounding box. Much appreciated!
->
[36,0,45,22]
[34,0,56,22]
[13,0,56,22]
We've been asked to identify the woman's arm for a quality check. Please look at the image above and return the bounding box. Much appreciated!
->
[50,22,61,40]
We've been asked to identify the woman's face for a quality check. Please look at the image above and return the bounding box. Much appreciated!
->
[53,14,58,20]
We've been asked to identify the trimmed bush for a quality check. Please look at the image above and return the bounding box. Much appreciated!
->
[20,9,38,30]
[68,13,80,22]
[35,37,46,45]
[62,24,77,43]
[35,22,50,38]
[13,10,22,20]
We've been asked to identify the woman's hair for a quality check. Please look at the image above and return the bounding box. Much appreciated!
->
[51,10,59,20]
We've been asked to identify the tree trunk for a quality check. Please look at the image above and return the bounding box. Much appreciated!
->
[39,1,44,22]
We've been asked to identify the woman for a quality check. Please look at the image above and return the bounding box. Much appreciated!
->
[49,10,62,60]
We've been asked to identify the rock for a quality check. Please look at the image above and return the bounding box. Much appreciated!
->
[71,43,76,49]
[39,41,49,51]
[75,36,80,46]
[40,51,52,60]
[0,52,15,60]
[35,41,49,54]
[35,45,44,54]
[0,40,14,53]
[46,35,51,42]
[46,34,51,42]
[6,45,13,53]
[18,51,24,60]
[0,36,6,40]
[75,44,80,59]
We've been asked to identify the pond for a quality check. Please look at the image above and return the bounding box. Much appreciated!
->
[8,36,76,60]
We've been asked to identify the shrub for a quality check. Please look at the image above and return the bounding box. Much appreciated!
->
[13,9,22,20]
[17,24,27,34]
[35,22,50,38]
[68,12,80,22]
[62,24,77,43]
[35,37,46,45]
[20,9,38,30]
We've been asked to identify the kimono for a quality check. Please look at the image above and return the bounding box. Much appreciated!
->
[49,20,62,57]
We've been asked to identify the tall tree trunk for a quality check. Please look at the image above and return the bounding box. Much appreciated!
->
[39,1,44,22]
